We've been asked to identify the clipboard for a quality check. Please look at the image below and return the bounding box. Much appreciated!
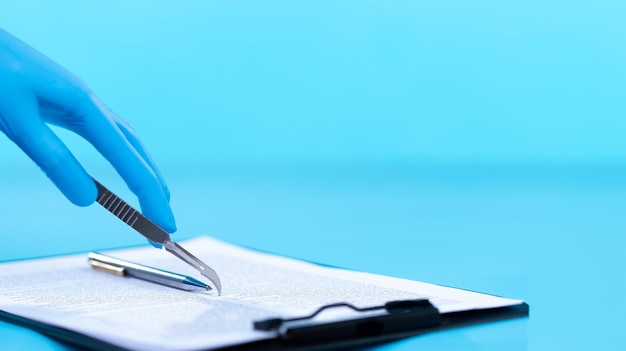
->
[0,298,528,351]
[0,236,529,351]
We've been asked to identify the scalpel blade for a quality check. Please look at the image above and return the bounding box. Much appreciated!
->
[163,240,222,294]
[93,179,222,295]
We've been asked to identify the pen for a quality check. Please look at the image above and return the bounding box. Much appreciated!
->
[88,252,211,292]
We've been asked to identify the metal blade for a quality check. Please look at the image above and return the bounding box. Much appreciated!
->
[164,239,222,295]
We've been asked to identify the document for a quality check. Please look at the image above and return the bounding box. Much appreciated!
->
[0,236,523,351]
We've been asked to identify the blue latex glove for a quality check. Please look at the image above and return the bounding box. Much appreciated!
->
[0,28,176,233]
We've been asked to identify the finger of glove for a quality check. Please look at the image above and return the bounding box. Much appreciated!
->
[78,99,176,233]
[33,82,176,232]
[0,91,96,206]
[113,116,171,202]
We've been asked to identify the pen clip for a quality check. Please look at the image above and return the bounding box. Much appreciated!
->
[89,257,126,276]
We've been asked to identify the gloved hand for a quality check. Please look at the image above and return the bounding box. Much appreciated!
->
[0,28,176,233]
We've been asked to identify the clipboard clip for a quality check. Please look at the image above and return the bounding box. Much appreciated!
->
[254,299,441,343]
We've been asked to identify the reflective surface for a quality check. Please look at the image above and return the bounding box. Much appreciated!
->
[2,165,625,350]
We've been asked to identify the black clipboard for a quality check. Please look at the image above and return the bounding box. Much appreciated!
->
[0,297,528,351]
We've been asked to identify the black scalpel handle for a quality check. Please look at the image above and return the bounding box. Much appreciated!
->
[94,179,171,244]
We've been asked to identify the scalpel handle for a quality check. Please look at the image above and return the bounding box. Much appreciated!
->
[94,179,170,244]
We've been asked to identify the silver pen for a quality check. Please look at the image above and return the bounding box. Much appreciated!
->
[93,179,222,294]
[88,252,211,292]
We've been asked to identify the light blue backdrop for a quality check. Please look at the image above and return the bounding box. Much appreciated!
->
[1,0,625,166]
[1,1,625,351]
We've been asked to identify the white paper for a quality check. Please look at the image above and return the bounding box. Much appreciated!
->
[0,236,523,351]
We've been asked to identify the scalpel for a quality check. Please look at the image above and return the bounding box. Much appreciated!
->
[93,179,222,295]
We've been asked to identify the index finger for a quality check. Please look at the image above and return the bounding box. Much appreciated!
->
[74,97,176,233]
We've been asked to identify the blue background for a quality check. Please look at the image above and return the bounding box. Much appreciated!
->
[1,1,625,350]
